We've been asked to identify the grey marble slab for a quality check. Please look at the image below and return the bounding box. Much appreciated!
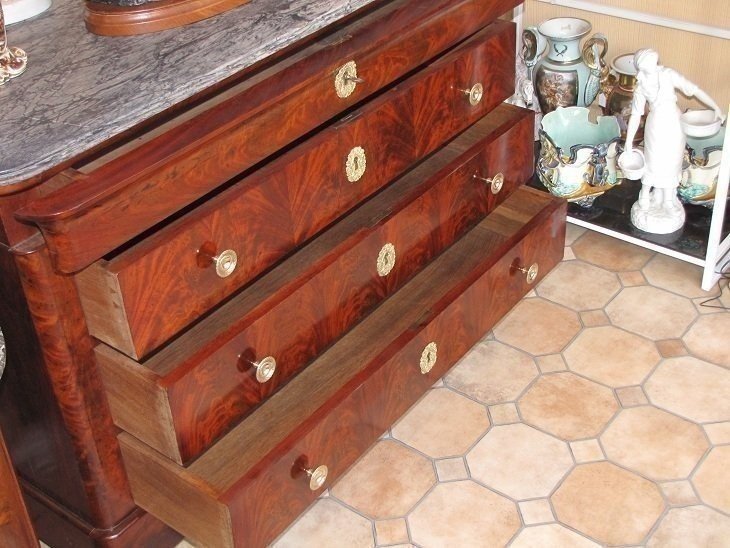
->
[0,0,378,188]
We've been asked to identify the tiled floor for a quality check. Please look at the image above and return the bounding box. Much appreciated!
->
[266,225,730,548]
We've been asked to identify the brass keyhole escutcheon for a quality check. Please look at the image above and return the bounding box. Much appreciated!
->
[346,146,367,182]
[516,263,539,284]
[334,60,363,98]
[377,243,396,277]
[420,342,438,374]
[473,172,504,194]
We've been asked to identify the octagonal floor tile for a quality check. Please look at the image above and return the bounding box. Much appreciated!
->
[273,499,374,548]
[445,341,538,404]
[647,506,730,548]
[536,261,620,311]
[644,357,730,423]
[552,462,664,546]
[391,388,489,458]
[683,313,730,367]
[565,224,586,246]
[330,440,435,519]
[563,326,660,387]
[693,446,730,513]
[642,254,707,299]
[519,372,618,440]
[493,298,581,356]
[466,423,573,499]
[510,524,600,548]
[606,286,697,340]
[601,407,708,481]
[572,231,654,272]
[408,481,519,548]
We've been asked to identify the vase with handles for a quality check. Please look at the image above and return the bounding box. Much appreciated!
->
[522,17,608,114]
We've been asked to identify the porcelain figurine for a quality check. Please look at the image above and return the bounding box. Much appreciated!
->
[538,106,622,207]
[679,125,725,208]
[0,2,27,86]
[522,17,608,114]
[620,49,724,234]
[603,53,644,143]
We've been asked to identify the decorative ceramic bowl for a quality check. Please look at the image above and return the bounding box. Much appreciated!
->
[538,106,622,207]
[678,125,725,208]
[617,149,645,180]
[680,110,722,138]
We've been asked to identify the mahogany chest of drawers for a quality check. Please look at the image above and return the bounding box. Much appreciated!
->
[0,1,565,546]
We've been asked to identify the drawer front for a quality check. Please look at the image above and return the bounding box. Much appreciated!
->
[78,21,516,360]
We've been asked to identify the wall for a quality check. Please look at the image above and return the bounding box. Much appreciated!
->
[522,0,730,111]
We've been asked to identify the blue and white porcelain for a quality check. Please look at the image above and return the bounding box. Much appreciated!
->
[679,125,725,208]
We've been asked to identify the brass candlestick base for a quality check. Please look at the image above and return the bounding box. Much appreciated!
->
[0,2,27,85]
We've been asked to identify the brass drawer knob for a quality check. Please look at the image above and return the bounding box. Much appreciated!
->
[420,342,438,374]
[304,464,329,491]
[473,172,504,194]
[346,146,367,182]
[377,243,396,277]
[458,83,484,106]
[199,244,238,278]
[335,60,364,98]
[516,263,539,284]
[251,356,276,383]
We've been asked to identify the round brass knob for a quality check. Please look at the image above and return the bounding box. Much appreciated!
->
[459,83,484,106]
[377,243,396,277]
[346,146,367,182]
[419,342,438,375]
[252,356,276,383]
[517,263,539,284]
[473,172,504,194]
[199,245,238,278]
[335,61,363,98]
[304,464,329,491]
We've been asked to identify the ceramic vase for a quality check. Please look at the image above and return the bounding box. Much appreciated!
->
[603,53,644,143]
[679,126,725,208]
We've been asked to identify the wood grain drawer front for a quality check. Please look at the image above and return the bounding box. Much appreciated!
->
[77,21,517,361]
[97,105,535,464]
[118,187,566,548]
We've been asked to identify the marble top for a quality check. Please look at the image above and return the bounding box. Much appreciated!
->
[0,0,378,188]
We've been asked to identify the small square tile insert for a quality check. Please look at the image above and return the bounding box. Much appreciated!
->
[518,499,555,525]
[536,354,567,373]
[489,403,520,425]
[435,457,469,482]
[619,271,647,287]
[580,309,610,327]
[570,439,605,463]
[660,480,699,505]
[375,518,410,546]
[704,422,730,445]
[656,339,688,358]
[616,386,648,407]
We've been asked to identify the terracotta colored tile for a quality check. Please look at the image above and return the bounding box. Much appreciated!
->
[579,309,610,327]
[272,499,374,548]
[552,462,664,545]
[330,440,435,519]
[435,457,469,482]
[446,341,538,404]
[564,224,587,246]
[659,480,699,505]
[606,286,697,340]
[563,326,660,387]
[563,247,576,261]
[536,261,620,311]
[408,481,520,548]
[619,270,648,287]
[693,446,730,513]
[375,518,409,546]
[704,421,730,444]
[391,388,489,458]
[601,407,708,481]
[519,372,619,440]
[493,298,581,356]
[536,354,567,373]
[647,506,730,547]
[467,424,572,499]
[518,499,554,525]
[643,254,706,298]
[569,439,605,463]
[616,386,649,407]
[683,314,730,367]
[489,403,520,425]
[572,231,654,272]
[644,357,730,423]
[510,524,600,547]
[655,339,688,358]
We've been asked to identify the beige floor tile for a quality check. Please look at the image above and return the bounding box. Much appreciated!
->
[579,309,610,327]
[659,480,699,505]
[693,446,730,513]
[174,542,196,548]
[704,421,730,444]
[572,231,654,272]
[391,388,489,458]
[536,354,567,373]
[565,224,587,246]
[601,406,708,481]
[330,440,435,519]
[563,326,660,387]
[408,481,520,548]
[644,357,730,423]
[693,284,730,313]
[536,261,620,311]
[519,372,619,440]
[619,270,648,287]
[655,338,688,358]
[643,254,708,298]
[606,286,697,340]
[518,499,555,525]
[683,313,730,367]
[467,423,572,499]
[375,518,409,546]
[272,499,374,548]
[446,341,538,404]
[510,524,600,548]
[435,457,469,482]
[564,247,576,261]
[493,298,581,355]
[616,386,649,407]
[647,505,730,547]
[569,439,605,463]
[489,402,520,425]
[552,462,664,546]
